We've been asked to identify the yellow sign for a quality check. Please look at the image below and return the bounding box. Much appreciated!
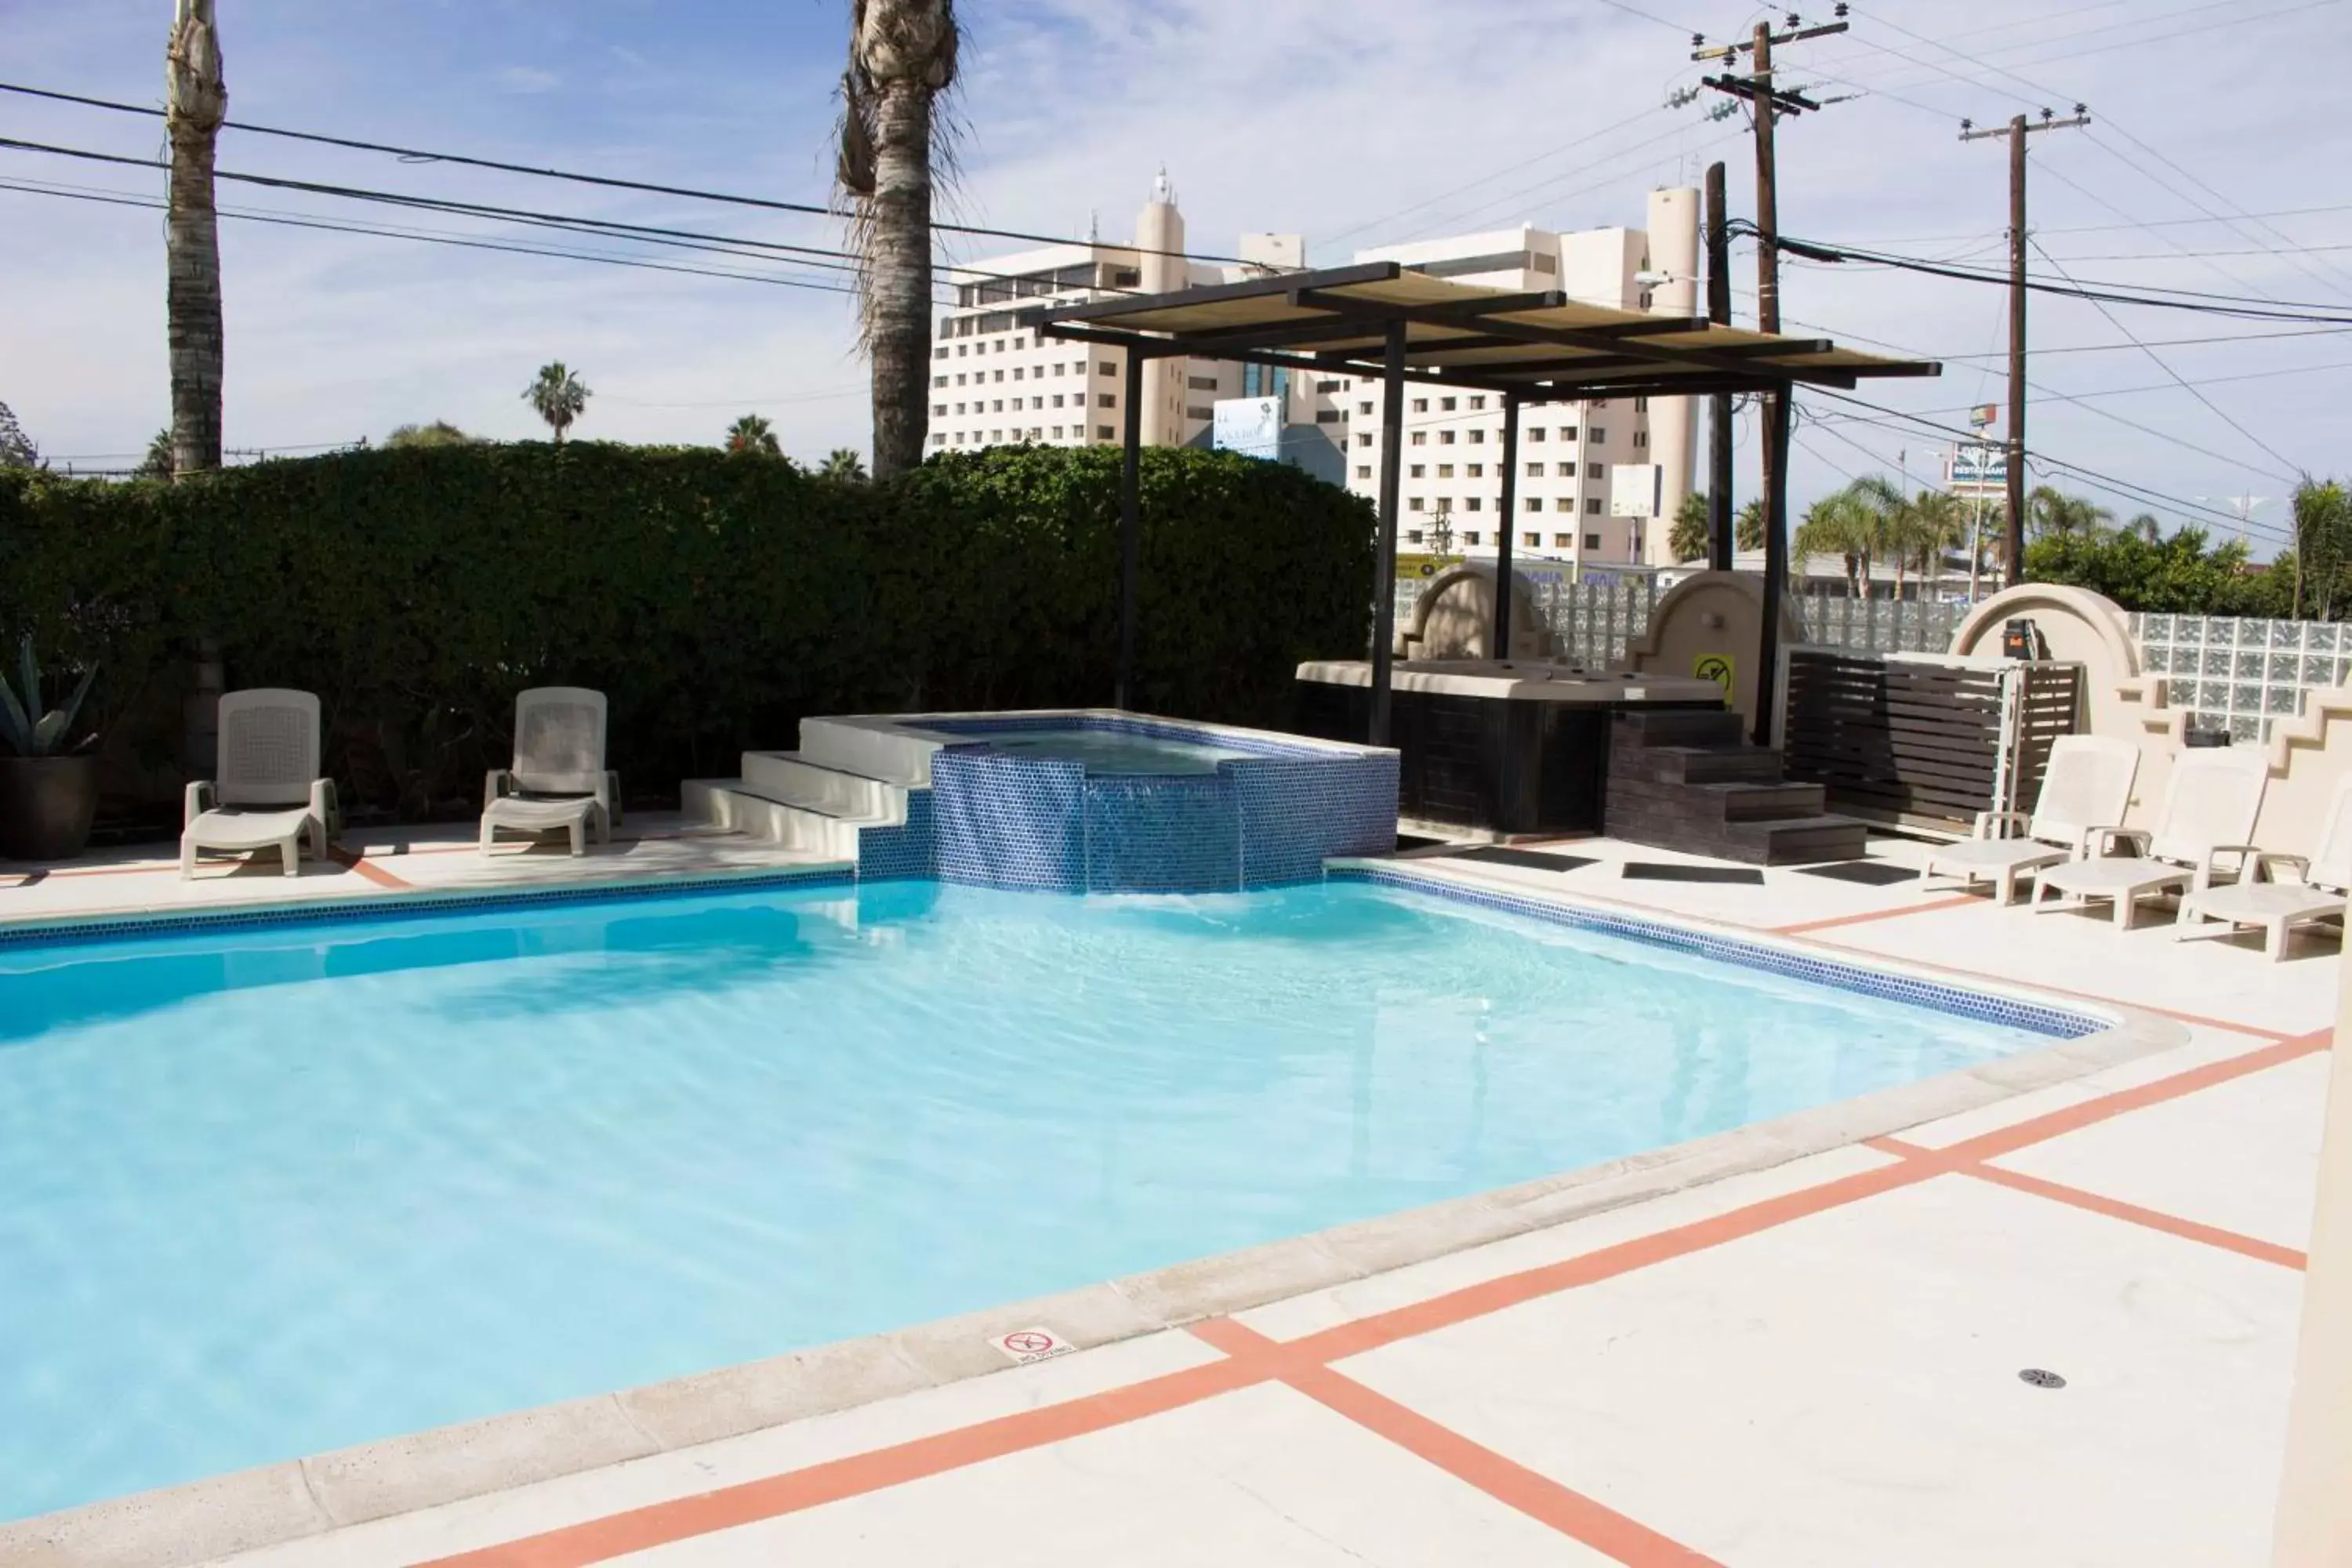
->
[1396,552,1460,579]
[1694,653,1735,696]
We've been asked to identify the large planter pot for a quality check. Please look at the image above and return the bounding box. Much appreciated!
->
[0,754,100,862]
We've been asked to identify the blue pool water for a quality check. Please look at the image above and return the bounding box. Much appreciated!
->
[0,877,2056,1520]
[967,728,1258,774]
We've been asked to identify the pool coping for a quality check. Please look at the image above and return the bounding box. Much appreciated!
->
[0,863,2187,1568]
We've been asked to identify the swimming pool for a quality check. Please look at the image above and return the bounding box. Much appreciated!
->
[0,876,2077,1521]
[965,728,1257,774]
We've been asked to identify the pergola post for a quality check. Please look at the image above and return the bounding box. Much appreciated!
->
[1754,385,1794,747]
[1116,346,1145,710]
[1368,321,1408,746]
[1493,391,1521,659]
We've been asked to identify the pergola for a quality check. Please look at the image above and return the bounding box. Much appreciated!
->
[1025,261,1938,747]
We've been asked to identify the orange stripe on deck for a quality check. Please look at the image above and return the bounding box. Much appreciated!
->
[1772,893,1982,935]
[412,1030,2330,1566]
[1192,1319,1722,1566]
[327,845,412,889]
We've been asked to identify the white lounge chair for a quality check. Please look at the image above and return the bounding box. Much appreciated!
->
[480,686,619,857]
[180,688,337,879]
[2029,747,2270,928]
[1919,735,2140,902]
[2176,771,2352,960]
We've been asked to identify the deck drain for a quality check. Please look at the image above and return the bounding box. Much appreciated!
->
[2018,1368,2067,1389]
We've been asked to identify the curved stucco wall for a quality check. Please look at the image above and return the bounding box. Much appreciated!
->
[1621,572,1805,736]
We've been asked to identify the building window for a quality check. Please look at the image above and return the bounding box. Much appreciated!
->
[1098,394,1116,408]
[1316,379,1343,393]
[1467,463,1483,478]
[1526,462,1543,477]
[1410,432,1426,446]
[1439,431,1455,445]
[1436,463,1453,478]
[1188,375,1218,390]
[1529,427,1546,441]
[1185,405,1214,419]
[1555,497,1573,512]
[1440,397,1457,412]
[935,347,950,360]
[1589,426,1606,442]
[1363,434,1378,448]
[1524,498,1541,513]
[1013,367,1025,380]
[1411,398,1428,413]
[1033,397,1045,409]
[1357,465,1374,480]
[992,400,1003,412]
[1051,394,1064,408]
[933,403,946,416]
[953,402,965,415]
[934,376,949,388]
[1462,531,1482,546]
[1409,497,1425,512]
[1358,401,1373,416]
[1098,425,1115,439]
[1522,531,1539,546]
[1559,461,1577,477]
[1635,397,1649,411]
[1585,532,1602,550]
[1052,426,1064,438]
[1468,430,1485,445]
[1100,361,1116,376]
[1634,430,1650,448]
[1554,532,1573,548]
[1436,498,1450,513]
[931,432,946,444]
[955,374,967,387]
[1560,426,1577,441]
[1587,497,1602,514]
[1471,396,1486,410]
[990,430,1003,441]
[1316,410,1342,424]
[1409,463,1425,478]
[956,344,968,357]
[1465,496,1483,512]
[1407,528,1425,543]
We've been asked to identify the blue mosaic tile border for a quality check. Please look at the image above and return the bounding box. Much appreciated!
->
[914,712,1352,760]
[856,788,938,882]
[1329,866,2107,1040]
[931,750,1089,891]
[0,865,857,953]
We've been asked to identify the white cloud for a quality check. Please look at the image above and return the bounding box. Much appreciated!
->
[493,65,561,95]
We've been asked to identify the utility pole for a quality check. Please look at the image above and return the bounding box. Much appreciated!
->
[1704,160,1734,569]
[1693,7,1847,745]
[1962,105,2089,586]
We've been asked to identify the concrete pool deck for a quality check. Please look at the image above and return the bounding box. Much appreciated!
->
[0,831,2336,1566]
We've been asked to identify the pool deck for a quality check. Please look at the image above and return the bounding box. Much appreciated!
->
[0,829,2336,1567]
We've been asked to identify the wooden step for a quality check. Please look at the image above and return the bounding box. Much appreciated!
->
[1607,775,1827,823]
[1602,799,1869,866]
[1610,744,1786,785]
[1611,709,1747,749]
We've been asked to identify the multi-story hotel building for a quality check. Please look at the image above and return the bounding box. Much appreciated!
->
[934,178,1700,571]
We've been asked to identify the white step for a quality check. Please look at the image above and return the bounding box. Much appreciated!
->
[798,717,940,788]
[678,779,866,858]
[742,751,902,821]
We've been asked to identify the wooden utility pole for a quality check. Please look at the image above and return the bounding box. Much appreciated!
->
[1704,160,1733,569]
[1962,107,2089,585]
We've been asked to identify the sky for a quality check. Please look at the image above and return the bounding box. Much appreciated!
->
[2,0,2348,557]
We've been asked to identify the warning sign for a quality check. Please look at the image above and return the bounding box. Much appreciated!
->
[1694,653,1735,696]
[989,1327,1076,1365]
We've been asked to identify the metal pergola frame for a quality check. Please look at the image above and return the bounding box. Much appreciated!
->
[1022,261,1939,750]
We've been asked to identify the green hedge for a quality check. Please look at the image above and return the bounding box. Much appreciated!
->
[0,442,1374,816]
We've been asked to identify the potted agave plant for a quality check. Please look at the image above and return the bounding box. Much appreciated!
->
[0,637,100,862]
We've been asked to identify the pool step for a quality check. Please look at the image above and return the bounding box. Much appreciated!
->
[798,717,940,788]
[742,751,901,819]
[680,778,889,858]
[1602,710,1868,866]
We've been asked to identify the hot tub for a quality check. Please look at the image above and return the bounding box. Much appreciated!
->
[1294,660,1726,836]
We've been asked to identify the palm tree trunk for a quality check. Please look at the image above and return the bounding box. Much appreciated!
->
[864,78,933,481]
[167,0,226,477]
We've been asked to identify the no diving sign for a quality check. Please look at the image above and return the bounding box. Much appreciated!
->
[989,1326,1076,1366]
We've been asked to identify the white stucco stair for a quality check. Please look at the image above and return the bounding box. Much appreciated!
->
[680,754,907,858]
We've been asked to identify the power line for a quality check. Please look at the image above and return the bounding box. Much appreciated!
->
[1936,325,2352,359]
[0,78,1275,270]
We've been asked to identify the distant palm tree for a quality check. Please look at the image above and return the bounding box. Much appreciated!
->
[0,401,38,469]
[837,0,960,481]
[385,420,475,448]
[1905,488,1966,594]
[2027,485,2112,541]
[1795,490,1873,596]
[1735,497,1765,553]
[524,362,590,442]
[138,428,176,480]
[1668,491,1711,564]
[165,0,227,477]
[819,447,870,483]
[2128,513,2163,543]
[727,414,782,456]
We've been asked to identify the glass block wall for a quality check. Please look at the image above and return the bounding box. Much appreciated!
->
[2128,614,2351,742]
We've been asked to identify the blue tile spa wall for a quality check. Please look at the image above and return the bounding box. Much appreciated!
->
[1083,775,1241,894]
[855,787,937,881]
[930,749,1089,892]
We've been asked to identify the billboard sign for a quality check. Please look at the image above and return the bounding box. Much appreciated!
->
[1211,397,1282,462]
[1947,445,2008,493]
[1609,462,1663,518]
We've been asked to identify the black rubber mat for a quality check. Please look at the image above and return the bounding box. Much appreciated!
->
[1795,860,1918,887]
[1443,846,1599,873]
[1620,861,1765,884]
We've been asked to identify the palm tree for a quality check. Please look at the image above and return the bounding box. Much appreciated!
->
[138,428,176,480]
[1735,497,1765,553]
[819,447,870,483]
[2127,513,2163,543]
[0,401,37,469]
[165,0,227,477]
[1795,490,1872,597]
[524,362,590,442]
[2027,485,2111,541]
[1906,489,1966,596]
[726,414,782,456]
[385,420,475,448]
[1668,491,1711,564]
[837,0,959,481]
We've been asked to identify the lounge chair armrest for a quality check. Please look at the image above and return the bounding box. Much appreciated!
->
[2204,843,2263,878]
[2253,853,2310,886]
[2089,826,2151,858]
[183,779,216,829]
[1973,809,2030,840]
[309,777,340,837]
[484,768,516,810]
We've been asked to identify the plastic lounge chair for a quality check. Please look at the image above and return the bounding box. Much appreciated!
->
[2176,771,2352,960]
[1919,735,2140,902]
[481,687,618,857]
[180,688,337,879]
[2028,747,2270,929]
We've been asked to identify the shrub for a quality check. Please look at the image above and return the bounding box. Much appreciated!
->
[0,442,1373,816]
